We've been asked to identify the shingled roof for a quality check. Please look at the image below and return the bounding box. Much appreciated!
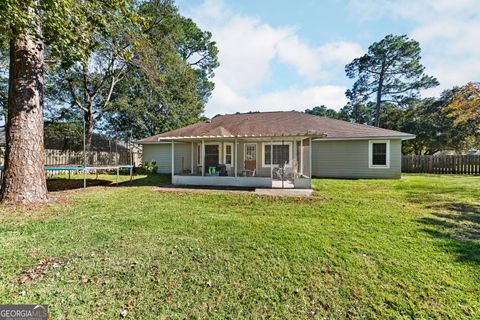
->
[138,111,415,142]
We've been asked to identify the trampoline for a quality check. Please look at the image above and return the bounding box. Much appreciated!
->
[0,164,134,189]
[0,118,136,189]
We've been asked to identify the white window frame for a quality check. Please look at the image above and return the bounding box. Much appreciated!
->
[262,142,293,167]
[223,142,233,165]
[204,142,221,164]
[244,143,257,161]
[368,140,390,169]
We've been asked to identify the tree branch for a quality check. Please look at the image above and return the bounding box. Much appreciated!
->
[66,77,88,113]
[189,54,208,66]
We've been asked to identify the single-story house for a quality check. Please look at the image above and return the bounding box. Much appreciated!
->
[138,111,415,189]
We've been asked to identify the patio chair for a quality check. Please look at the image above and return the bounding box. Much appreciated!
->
[217,164,228,176]
[243,160,256,177]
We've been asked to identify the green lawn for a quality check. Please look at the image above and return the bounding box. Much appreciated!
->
[0,174,479,319]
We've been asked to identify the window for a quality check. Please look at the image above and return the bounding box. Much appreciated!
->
[244,144,256,161]
[369,140,390,168]
[224,143,233,165]
[263,142,292,167]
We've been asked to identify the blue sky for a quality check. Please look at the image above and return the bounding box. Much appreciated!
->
[178,0,480,117]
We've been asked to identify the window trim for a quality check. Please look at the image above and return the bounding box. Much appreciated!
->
[244,143,257,162]
[204,142,221,164]
[198,142,221,165]
[368,140,390,169]
[262,142,293,167]
[223,142,233,165]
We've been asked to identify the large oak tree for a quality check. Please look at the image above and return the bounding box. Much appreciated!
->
[0,0,139,204]
[345,34,438,127]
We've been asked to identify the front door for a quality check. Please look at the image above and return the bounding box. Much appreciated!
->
[204,144,219,171]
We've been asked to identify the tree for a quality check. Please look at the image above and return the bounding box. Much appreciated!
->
[104,0,218,139]
[380,90,478,155]
[49,41,132,157]
[338,102,375,124]
[177,16,219,105]
[444,82,480,127]
[345,34,438,127]
[45,3,147,159]
[0,0,139,204]
[104,63,202,140]
[305,105,342,119]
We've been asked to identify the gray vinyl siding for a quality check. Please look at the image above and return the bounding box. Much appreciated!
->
[142,143,191,174]
[311,139,401,179]
[142,138,401,179]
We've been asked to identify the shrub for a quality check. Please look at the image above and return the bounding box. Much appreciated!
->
[136,161,157,174]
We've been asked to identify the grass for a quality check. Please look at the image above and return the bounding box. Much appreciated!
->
[0,173,479,319]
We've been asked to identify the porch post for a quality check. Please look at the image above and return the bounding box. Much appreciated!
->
[201,139,205,176]
[190,141,194,174]
[171,140,175,178]
[300,139,304,174]
[293,137,297,177]
[234,138,238,177]
[309,137,312,178]
[270,137,273,179]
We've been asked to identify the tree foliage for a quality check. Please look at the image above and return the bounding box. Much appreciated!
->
[46,0,218,141]
[305,105,343,120]
[102,0,218,139]
[345,34,438,127]
[444,82,480,127]
[0,0,142,65]
[306,91,479,155]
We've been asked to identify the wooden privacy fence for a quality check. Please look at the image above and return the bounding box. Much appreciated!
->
[45,149,128,166]
[0,148,129,167]
[402,155,480,174]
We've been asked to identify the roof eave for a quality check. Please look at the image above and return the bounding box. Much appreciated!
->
[137,132,326,144]
[313,135,416,141]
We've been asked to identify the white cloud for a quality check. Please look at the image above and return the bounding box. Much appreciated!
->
[184,0,362,117]
[276,37,362,82]
[208,81,348,115]
[349,0,480,96]
[211,15,294,90]
[254,85,349,111]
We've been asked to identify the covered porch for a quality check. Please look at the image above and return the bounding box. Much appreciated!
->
[168,136,312,189]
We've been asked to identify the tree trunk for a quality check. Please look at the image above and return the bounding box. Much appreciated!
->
[374,60,386,127]
[84,108,95,165]
[374,89,382,127]
[1,31,48,204]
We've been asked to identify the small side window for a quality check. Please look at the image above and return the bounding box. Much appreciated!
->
[372,143,387,165]
[224,143,233,165]
[369,140,390,168]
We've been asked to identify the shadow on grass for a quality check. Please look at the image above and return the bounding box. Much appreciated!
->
[419,202,480,265]
[117,174,171,187]
[46,174,171,192]
[395,176,480,264]
[47,178,112,191]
